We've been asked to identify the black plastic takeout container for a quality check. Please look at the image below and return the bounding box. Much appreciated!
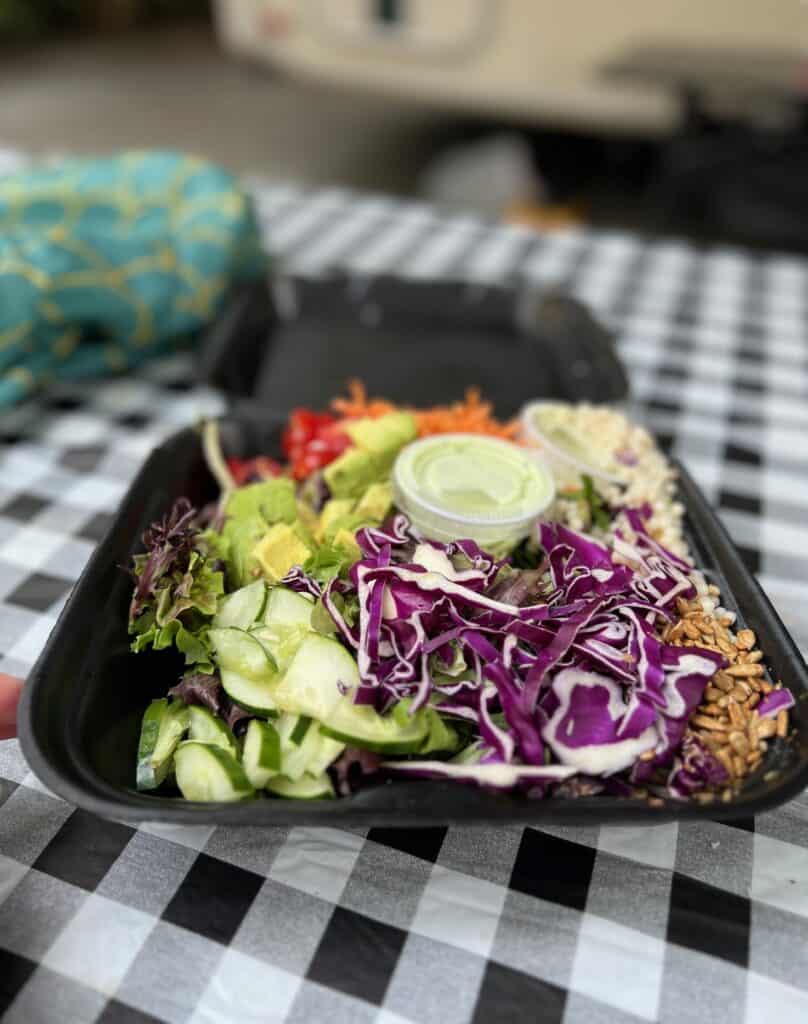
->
[19,277,808,825]
[194,274,631,415]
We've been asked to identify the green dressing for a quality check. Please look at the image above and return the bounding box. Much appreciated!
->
[393,434,554,549]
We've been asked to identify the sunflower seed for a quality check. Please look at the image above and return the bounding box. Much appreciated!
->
[692,715,727,732]
[728,702,745,728]
[717,747,735,776]
[736,629,756,650]
[725,663,765,679]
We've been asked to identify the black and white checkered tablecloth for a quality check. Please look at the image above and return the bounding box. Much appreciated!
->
[1,165,808,1024]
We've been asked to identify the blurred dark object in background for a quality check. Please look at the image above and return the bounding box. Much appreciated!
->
[0,0,208,40]
[426,45,808,254]
[603,45,808,253]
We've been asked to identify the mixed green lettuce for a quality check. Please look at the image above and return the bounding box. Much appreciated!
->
[128,498,224,672]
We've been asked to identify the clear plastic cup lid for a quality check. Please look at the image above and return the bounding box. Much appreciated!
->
[519,401,625,486]
[393,434,555,539]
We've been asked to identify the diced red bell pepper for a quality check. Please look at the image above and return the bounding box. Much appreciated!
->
[226,455,284,486]
[282,408,351,480]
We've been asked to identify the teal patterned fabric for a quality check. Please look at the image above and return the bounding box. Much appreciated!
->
[0,150,266,408]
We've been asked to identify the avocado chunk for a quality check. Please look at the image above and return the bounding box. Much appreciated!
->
[333,527,362,563]
[222,479,298,586]
[317,498,355,541]
[226,478,297,525]
[323,447,383,500]
[325,413,416,499]
[296,499,319,535]
[344,411,417,455]
[355,480,393,521]
[253,523,312,582]
[223,515,268,589]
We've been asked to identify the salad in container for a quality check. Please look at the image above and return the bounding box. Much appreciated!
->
[128,383,795,804]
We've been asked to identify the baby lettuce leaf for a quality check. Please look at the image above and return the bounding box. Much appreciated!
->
[128,499,224,670]
[303,541,354,586]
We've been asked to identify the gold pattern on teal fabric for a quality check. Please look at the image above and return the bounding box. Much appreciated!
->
[0,150,266,409]
[52,330,79,359]
[0,321,29,351]
[104,345,128,372]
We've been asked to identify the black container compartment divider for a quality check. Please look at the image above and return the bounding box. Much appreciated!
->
[18,277,808,825]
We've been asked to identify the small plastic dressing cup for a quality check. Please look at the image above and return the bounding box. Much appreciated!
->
[392,433,555,551]
[518,401,624,490]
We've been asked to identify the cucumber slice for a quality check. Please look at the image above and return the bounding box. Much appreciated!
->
[242,719,281,788]
[248,587,315,673]
[220,668,279,716]
[320,701,429,754]
[188,705,238,758]
[272,634,360,719]
[136,698,189,791]
[213,581,266,626]
[213,581,267,630]
[264,586,314,629]
[290,715,312,746]
[209,626,277,679]
[250,624,307,675]
[266,773,335,799]
[174,741,254,802]
[271,713,343,780]
[276,713,324,780]
[303,734,345,777]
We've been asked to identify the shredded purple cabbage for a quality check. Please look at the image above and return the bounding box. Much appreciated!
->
[281,565,323,600]
[757,687,795,719]
[287,507,726,795]
[667,734,729,798]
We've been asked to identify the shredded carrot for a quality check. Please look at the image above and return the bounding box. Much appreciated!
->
[331,380,396,420]
[331,379,519,440]
[415,387,519,440]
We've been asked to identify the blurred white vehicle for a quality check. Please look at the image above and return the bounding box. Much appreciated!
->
[213,0,807,135]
